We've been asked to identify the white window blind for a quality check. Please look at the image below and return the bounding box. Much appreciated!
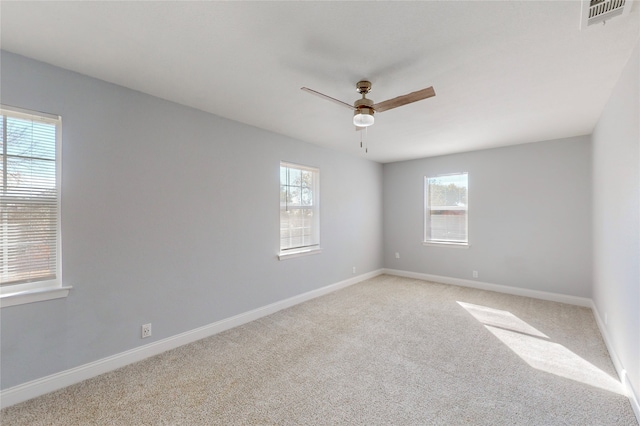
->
[424,173,468,244]
[280,162,320,254]
[1,106,61,289]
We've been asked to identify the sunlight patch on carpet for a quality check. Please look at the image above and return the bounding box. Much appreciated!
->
[457,301,548,338]
[457,301,624,395]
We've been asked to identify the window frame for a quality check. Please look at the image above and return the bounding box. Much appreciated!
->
[423,172,469,248]
[278,161,321,260]
[0,105,71,308]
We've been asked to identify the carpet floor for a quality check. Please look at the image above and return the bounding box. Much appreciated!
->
[1,275,637,425]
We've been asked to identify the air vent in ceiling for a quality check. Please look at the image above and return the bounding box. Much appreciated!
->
[581,0,632,28]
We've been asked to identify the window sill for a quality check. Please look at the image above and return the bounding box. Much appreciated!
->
[278,247,322,260]
[0,285,72,308]
[423,241,470,249]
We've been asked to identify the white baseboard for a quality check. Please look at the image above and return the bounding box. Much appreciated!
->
[591,301,640,423]
[382,268,592,307]
[0,269,383,409]
[5,268,637,424]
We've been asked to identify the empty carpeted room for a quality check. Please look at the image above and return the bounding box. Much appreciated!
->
[0,1,638,424]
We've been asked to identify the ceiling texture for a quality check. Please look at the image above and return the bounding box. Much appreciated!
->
[1,1,639,163]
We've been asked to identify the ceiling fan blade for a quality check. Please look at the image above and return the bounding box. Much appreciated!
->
[301,87,355,110]
[373,86,435,113]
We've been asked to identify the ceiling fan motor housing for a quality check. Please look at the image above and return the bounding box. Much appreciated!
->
[354,80,375,118]
[354,97,374,112]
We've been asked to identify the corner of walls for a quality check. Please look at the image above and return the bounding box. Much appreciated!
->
[382,137,593,299]
[590,39,640,424]
[590,299,640,421]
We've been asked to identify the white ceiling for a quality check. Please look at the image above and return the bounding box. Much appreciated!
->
[1,1,638,163]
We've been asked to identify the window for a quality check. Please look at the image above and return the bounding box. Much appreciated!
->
[0,106,69,307]
[424,172,468,246]
[279,162,320,258]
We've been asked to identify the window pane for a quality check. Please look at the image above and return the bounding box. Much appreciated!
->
[6,118,56,160]
[428,174,467,208]
[1,109,60,287]
[287,186,301,206]
[279,163,319,252]
[301,170,313,187]
[287,168,300,186]
[7,157,56,192]
[301,187,313,206]
[425,173,468,243]
[430,210,467,242]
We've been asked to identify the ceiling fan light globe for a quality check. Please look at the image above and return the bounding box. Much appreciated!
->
[353,112,375,127]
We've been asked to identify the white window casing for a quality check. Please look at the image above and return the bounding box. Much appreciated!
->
[279,162,320,259]
[0,105,71,307]
[424,172,469,247]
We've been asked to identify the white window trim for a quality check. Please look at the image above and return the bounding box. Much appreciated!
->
[424,172,469,246]
[0,105,71,308]
[1,285,72,308]
[277,247,322,261]
[278,161,321,259]
[423,241,470,248]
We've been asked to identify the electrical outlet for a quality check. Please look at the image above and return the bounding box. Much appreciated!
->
[352,267,356,274]
[395,252,400,259]
[141,323,152,339]
[473,271,478,278]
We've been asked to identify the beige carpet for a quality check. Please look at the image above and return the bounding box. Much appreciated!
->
[1,275,637,425]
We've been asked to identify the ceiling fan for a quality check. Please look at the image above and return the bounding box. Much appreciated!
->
[301,80,436,129]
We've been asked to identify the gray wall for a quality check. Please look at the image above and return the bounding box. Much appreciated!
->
[0,51,384,390]
[592,41,639,401]
[383,137,592,297]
